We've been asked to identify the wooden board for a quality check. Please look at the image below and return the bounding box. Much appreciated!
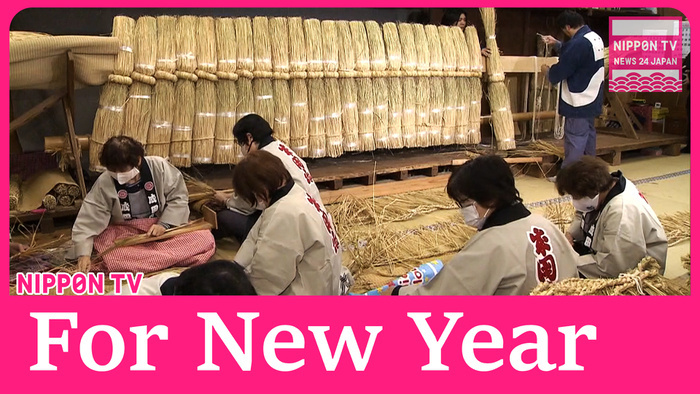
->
[320,174,451,204]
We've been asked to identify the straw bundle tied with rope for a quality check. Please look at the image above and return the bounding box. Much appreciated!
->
[252,16,273,79]
[191,18,218,165]
[452,26,471,75]
[10,175,21,211]
[413,23,430,76]
[455,77,469,144]
[288,17,307,78]
[253,78,275,128]
[372,77,390,149]
[442,77,458,145]
[273,79,291,146]
[322,20,340,78]
[234,17,254,79]
[402,77,417,148]
[543,201,575,234]
[466,77,482,144]
[113,16,136,78]
[68,184,81,198]
[215,17,237,80]
[438,26,456,76]
[237,77,255,123]
[304,19,324,79]
[131,16,157,86]
[480,8,505,82]
[123,81,152,145]
[531,257,689,296]
[214,80,239,164]
[307,78,327,158]
[357,77,375,151]
[658,211,690,246]
[270,17,290,80]
[337,20,356,78]
[339,77,360,151]
[365,21,386,74]
[415,77,430,147]
[170,16,199,168]
[196,16,218,83]
[383,22,402,75]
[90,83,128,171]
[290,79,310,157]
[398,23,417,77]
[43,194,57,211]
[428,77,444,146]
[488,82,516,150]
[465,26,484,75]
[523,140,564,158]
[58,195,75,207]
[350,21,371,74]
[147,16,177,159]
[324,79,344,157]
[387,77,404,149]
[425,25,443,75]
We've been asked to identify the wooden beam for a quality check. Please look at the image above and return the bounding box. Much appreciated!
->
[481,110,556,123]
[63,51,87,198]
[9,91,64,132]
[45,135,90,152]
[493,56,559,74]
[320,174,451,204]
[451,157,543,166]
[606,92,639,139]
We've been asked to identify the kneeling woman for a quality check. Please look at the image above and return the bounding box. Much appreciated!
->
[392,155,579,295]
[555,156,668,278]
[71,136,215,273]
[232,150,342,295]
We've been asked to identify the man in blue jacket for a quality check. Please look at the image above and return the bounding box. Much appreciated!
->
[542,10,605,170]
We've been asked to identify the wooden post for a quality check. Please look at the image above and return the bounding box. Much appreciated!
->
[62,51,88,199]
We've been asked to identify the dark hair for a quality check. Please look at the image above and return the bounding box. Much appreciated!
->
[441,10,465,27]
[446,155,521,208]
[99,135,144,170]
[173,260,257,295]
[407,10,430,24]
[232,150,292,206]
[232,113,274,145]
[556,10,585,30]
[555,156,614,198]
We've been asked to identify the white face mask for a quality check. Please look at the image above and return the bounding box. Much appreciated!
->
[108,167,140,185]
[460,205,490,230]
[572,194,600,213]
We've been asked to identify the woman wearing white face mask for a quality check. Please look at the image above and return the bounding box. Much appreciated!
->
[231,150,348,295]
[70,136,214,273]
[556,156,668,278]
[389,155,579,296]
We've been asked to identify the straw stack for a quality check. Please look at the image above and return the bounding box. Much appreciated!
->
[466,78,483,144]
[383,22,402,75]
[488,82,516,150]
[413,23,430,76]
[273,79,291,146]
[402,77,417,148]
[304,19,324,79]
[324,79,343,157]
[234,17,254,79]
[252,16,273,79]
[237,78,255,123]
[337,21,360,151]
[366,21,389,149]
[214,17,239,164]
[351,21,374,151]
[322,20,340,78]
[192,17,218,165]
[398,23,417,77]
[384,22,403,149]
[148,16,177,159]
[125,17,157,146]
[290,79,309,157]
[170,16,199,167]
[270,17,290,80]
[428,77,444,146]
[480,8,505,82]
[439,26,457,145]
[10,175,21,211]
[465,26,484,75]
[350,21,371,75]
[415,77,430,147]
[123,82,152,146]
[425,25,443,76]
[452,26,471,144]
[307,78,327,158]
[253,79,275,128]
[288,17,307,79]
[89,16,134,171]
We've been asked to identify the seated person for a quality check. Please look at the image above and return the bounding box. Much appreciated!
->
[213,114,323,244]
[555,156,668,278]
[232,150,343,295]
[110,260,257,295]
[70,136,215,273]
[390,155,579,295]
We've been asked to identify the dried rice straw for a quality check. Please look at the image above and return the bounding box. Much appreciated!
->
[53,184,69,196]
[350,21,370,74]
[214,80,239,164]
[131,16,157,86]
[455,77,469,144]
[365,20,386,74]
[90,83,128,171]
[234,17,254,79]
[322,20,339,77]
[192,79,217,164]
[659,211,690,246]
[372,77,390,149]
[288,17,307,78]
[307,79,327,158]
[383,22,402,74]
[466,77,482,144]
[236,77,255,122]
[273,79,291,146]
[42,194,57,211]
[387,77,403,149]
[479,8,505,82]
[270,17,290,80]
[465,26,483,75]
[336,21,356,78]
[148,16,177,159]
[10,175,21,211]
[543,201,576,234]
[488,82,516,150]
[398,23,417,76]
[531,258,688,296]
[424,25,443,75]
[112,16,136,77]
[452,26,470,75]
[304,19,324,78]
[413,23,430,76]
[438,26,456,76]
[339,78,360,151]
[356,77,375,151]
[170,79,195,167]
[175,16,198,76]
[415,77,430,147]
[402,77,417,147]
[324,79,343,157]
[215,17,237,80]
[67,185,80,198]
[252,16,273,78]
[290,79,309,157]
[442,77,457,145]
[428,77,444,146]
[58,195,75,207]
[254,78,275,127]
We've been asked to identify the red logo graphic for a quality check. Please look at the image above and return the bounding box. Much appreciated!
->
[118,190,128,199]
[527,226,558,283]
[279,143,314,184]
[144,181,155,191]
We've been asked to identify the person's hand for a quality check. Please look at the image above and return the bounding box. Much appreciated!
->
[77,255,92,273]
[146,224,167,237]
[481,47,492,57]
[10,242,28,255]
[380,285,397,296]
[541,35,558,45]
[214,191,231,204]
[565,232,575,247]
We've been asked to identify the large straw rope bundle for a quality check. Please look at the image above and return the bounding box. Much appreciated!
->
[321,20,340,78]
[428,77,444,146]
[10,175,21,211]
[488,82,516,150]
[273,79,291,146]
[337,20,356,78]
[253,78,275,128]
[415,76,430,147]
[192,17,218,165]
[324,79,343,157]
[58,195,75,207]
[365,21,389,149]
[424,25,443,75]
[89,16,134,171]
[465,26,484,75]
[402,77,417,147]
[234,17,254,79]
[304,19,324,79]
[147,16,177,159]
[398,23,417,77]
[413,23,430,76]
[480,8,505,82]
[288,17,307,79]
[466,76,482,144]
[214,17,239,164]
[307,78,327,158]
[170,16,198,167]
[42,194,57,211]
[270,17,290,80]
[387,77,404,149]
[252,16,273,79]
[339,77,360,151]
[531,258,689,296]
[351,21,374,151]
[290,79,309,157]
